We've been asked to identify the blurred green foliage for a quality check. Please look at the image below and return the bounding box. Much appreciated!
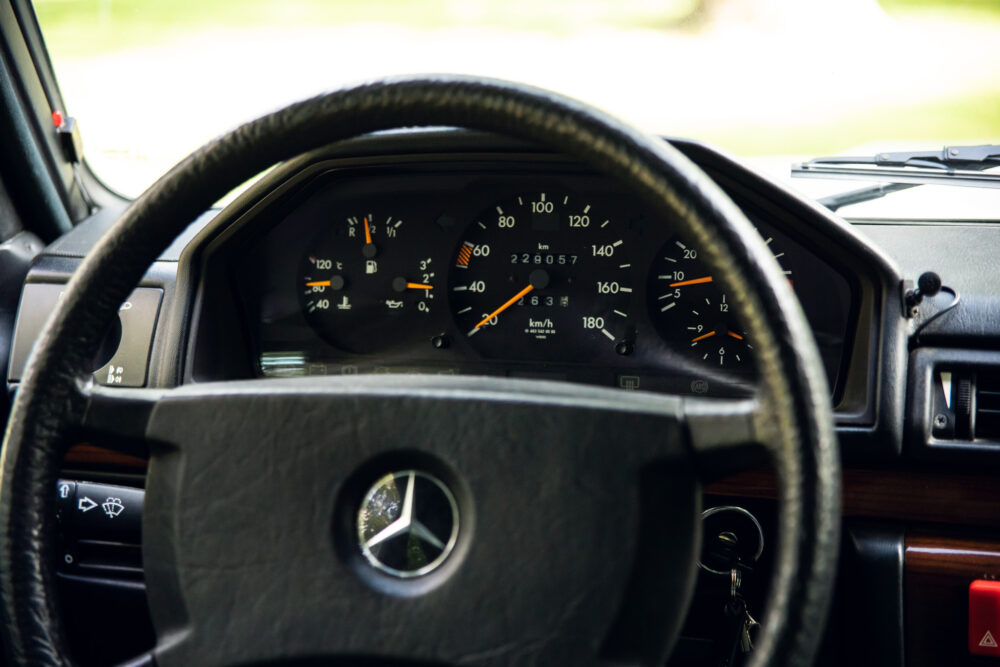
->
[34,0,1000,58]
[701,87,1000,156]
[33,0,700,56]
[31,0,1000,161]
[879,0,1000,22]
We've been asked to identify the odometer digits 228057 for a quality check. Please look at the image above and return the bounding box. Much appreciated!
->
[448,192,633,362]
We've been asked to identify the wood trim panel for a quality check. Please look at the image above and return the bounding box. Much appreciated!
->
[63,448,1000,531]
[64,443,147,469]
[708,467,1000,529]
[905,534,1000,666]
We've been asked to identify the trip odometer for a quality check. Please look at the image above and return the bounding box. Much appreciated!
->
[449,192,633,362]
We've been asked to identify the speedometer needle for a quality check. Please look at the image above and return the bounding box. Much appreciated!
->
[468,269,551,336]
[471,285,534,334]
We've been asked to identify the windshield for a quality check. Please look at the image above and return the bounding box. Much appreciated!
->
[34,0,1000,215]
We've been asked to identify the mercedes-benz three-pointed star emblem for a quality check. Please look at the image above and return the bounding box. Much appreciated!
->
[357,470,460,578]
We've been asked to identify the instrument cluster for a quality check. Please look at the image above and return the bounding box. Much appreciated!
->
[233,165,855,398]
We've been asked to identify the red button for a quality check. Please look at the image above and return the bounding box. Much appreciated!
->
[970,580,1000,656]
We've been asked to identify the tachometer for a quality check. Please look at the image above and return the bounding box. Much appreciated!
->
[449,192,633,362]
[300,211,435,354]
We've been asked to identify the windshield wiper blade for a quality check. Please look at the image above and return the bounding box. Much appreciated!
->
[804,143,1000,170]
[792,144,1000,209]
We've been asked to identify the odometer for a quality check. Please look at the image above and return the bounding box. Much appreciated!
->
[448,192,633,362]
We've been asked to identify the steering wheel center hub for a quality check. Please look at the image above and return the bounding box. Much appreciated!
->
[357,469,461,578]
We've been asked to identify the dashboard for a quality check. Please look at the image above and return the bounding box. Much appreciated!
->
[5,130,916,666]
[198,158,857,400]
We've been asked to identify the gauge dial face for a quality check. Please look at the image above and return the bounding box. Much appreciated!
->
[648,237,784,369]
[449,192,633,362]
[300,212,435,354]
[647,234,792,369]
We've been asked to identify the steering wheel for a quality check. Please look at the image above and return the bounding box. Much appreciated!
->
[0,77,839,666]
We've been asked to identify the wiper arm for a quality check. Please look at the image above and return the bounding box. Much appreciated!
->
[792,144,1000,210]
[817,182,918,212]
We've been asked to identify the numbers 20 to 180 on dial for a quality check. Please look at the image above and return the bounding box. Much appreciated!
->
[448,192,634,362]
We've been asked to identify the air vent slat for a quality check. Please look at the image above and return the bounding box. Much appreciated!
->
[976,373,1000,440]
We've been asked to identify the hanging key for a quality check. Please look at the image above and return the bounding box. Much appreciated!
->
[739,607,760,654]
[718,568,749,666]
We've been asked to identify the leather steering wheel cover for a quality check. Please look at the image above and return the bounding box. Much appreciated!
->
[0,76,839,666]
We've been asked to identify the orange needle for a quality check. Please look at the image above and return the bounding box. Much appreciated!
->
[406,282,434,290]
[691,330,716,343]
[670,276,713,288]
[363,216,372,245]
[306,280,331,287]
[727,331,744,340]
[472,284,534,332]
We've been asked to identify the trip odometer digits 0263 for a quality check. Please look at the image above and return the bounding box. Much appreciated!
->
[448,192,633,362]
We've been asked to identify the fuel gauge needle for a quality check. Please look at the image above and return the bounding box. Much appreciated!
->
[362,216,377,258]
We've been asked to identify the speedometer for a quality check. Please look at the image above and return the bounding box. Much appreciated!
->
[448,192,634,362]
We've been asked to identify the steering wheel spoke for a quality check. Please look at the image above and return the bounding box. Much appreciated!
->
[682,394,774,479]
[685,395,762,453]
[77,385,164,460]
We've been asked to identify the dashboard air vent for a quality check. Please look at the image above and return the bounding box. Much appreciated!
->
[976,372,1000,440]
